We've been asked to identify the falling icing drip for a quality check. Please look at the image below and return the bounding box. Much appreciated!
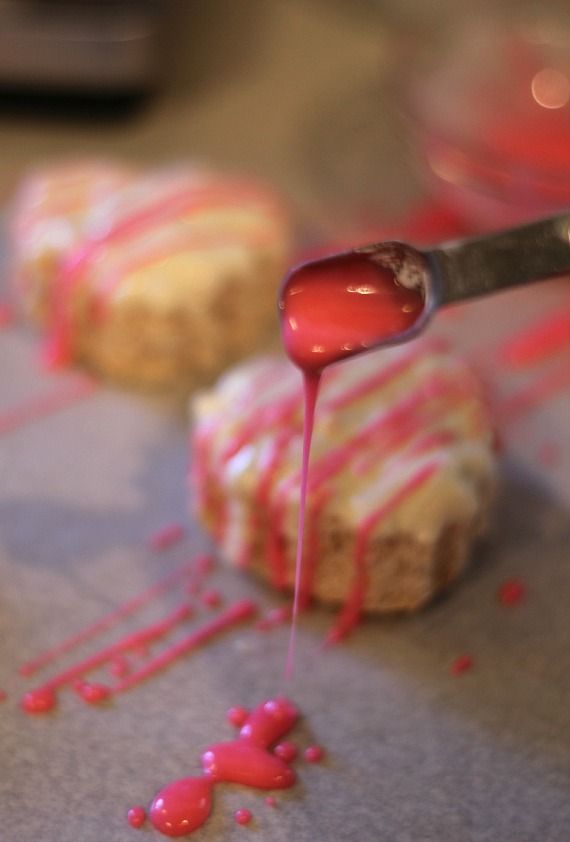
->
[278,249,427,673]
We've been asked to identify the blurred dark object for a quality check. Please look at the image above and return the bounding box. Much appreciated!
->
[0,0,170,108]
[407,11,570,232]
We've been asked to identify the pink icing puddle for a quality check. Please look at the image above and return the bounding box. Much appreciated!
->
[450,654,474,676]
[140,698,307,837]
[150,777,213,837]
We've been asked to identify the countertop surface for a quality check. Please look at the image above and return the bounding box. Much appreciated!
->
[1,279,569,842]
[0,2,569,840]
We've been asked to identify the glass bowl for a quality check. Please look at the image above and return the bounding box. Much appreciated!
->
[407,11,570,231]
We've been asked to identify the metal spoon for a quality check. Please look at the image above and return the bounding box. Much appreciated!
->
[360,211,570,340]
[279,212,570,371]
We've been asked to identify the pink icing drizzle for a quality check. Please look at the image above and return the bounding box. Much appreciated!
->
[0,377,97,439]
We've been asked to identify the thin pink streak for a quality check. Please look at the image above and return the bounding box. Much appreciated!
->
[285,373,320,679]
[86,181,280,251]
[325,339,445,411]
[113,600,256,693]
[306,375,459,492]
[0,378,97,438]
[19,558,198,676]
[220,393,302,464]
[498,362,570,421]
[328,461,440,643]
[14,171,130,237]
[29,604,192,693]
[95,227,277,305]
[148,522,185,551]
[498,308,570,369]
[238,345,434,479]
[0,301,14,328]
[269,375,468,583]
[269,375,456,538]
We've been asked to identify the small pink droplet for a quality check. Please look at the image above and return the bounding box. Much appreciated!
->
[537,441,559,468]
[450,654,473,676]
[266,606,290,625]
[274,741,297,762]
[234,808,253,826]
[498,578,526,606]
[74,681,111,705]
[127,805,146,829]
[255,619,271,632]
[201,590,222,609]
[0,302,13,328]
[21,687,57,714]
[265,796,278,808]
[148,522,185,551]
[196,554,216,576]
[304,745,325,763]
[227,706,249,728]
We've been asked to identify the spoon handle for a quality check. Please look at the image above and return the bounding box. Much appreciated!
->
[427,213,570,305]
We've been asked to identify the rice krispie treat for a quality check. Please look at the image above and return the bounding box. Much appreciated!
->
[192,338,497,633]
[10,160,135,321]
[11,164,291,390]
